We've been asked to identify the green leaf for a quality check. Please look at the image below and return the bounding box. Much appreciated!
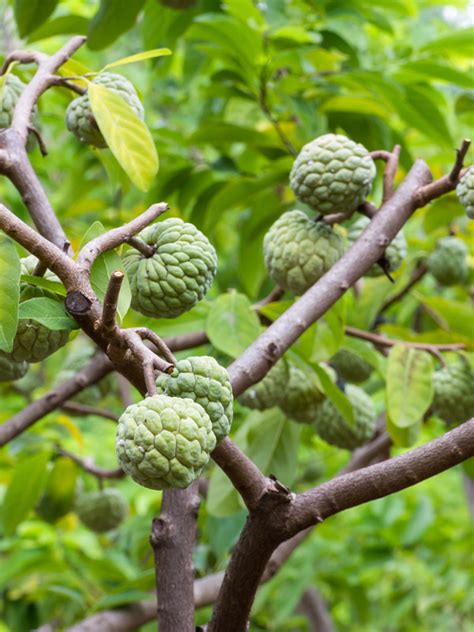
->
[0,235,20,353]
[395,61,474,89]
[310,299,346,363]
[207,466,243,517]
[420,27,474,57]
[206,291,261,358]
[2,452,50,536]
[419,296,474,342]
[386,416,421,447]
[14,0,58,38]
[88,82,159,192]
[20,275,66,297]
[321,96,389,119]
[87,0,146,50]
[102,48,172,72]
[402,495,434,546]
[313,363,355,425]
[27,15,89,42]
[19,298,78,331]
[386,345,433,428]
[36,457,78,523]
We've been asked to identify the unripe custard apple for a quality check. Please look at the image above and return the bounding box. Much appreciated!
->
[0,352,28,382]
[123,218,217,319]
[347,216,407,277]
[156,355,233,442]
[427,237,468,286]
[66,73,144,148]
[456,168,474,219]
[75,488,128,533]
[331,348,372,384]
[290,134,376,215]
[239,359,289,411]
[0,74,37,149]
[432,362,474,425]
[312,384,376,450]
[263,210,345,295]
[278,363,326,423]
[116,394,216,490]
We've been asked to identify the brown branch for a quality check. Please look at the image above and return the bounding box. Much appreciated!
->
[135,328,177,365]
[296,587,335,632]
[0,50,45,74]
[57,448,125,479]
[77,203,168,273]
[126,236,155,258]
[99,271,124,337]
[370,150,392,161]
[27,125,48,156]
[345,325,466,353]
[151,483,200,632]
[60,401,119,422]
[382,144,401,203]
[162,330,209,352]
[379,262,428,313]
[255,286,285,307]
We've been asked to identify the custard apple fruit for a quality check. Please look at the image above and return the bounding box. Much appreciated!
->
[331,348,372,384]
[2,257,69,363]
[0,74,37,149]
[432,362,474,425]
[348,216,407,277]
[123,218,217,319]
[0,352,28,382]
[263,210,345,295]
[290,134,376,215]
[456,168,474,219]
[312,384,376,450]
[66,73,144,148]
[116,394,216,490]
[427,237,468,286]
[239,359,289,410]
[278,364,326,423]
[156,356,232,442]
[75,488,128,533]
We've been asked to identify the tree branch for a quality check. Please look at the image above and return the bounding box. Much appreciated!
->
[345,325,465,353]
[382,144,401,203]
[99,271,124,337]
[379,262,428,313]
[57,448,125,479]
[296,586,335,632]
[60,401,119,422]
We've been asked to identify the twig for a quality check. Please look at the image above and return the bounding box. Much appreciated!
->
[27,125,48,156]
[126,236,155,258]
[358,201,378,218]
[77,203,168,273]
[382,144,401,203]
[135,328,177,365]
[345,325,466,353]
[60,401,119,422]
[296,586,335,632]
[255,286,285,307]
[57,448,125,479]
[379,262,428,313]
[99,271,124,337]
[369,150,392,161]
[49,75,86,95]
[0,50,45,74]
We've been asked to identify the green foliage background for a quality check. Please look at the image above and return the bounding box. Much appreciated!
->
[0,0,473,630]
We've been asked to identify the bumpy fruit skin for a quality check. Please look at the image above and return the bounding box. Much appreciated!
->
[0,74,24,128]
[156,356,232,442]
[331,348,372,384]
[279,364,326,423]
[263,210,345,295]
[239,360,288,410]
[123,218,217,319]
[427,237,468,286]
[432,362,474,425]
[289,134,376,215]
[75,488,128,533]
[116,394,216,490]
[0,352,28,382]
[66,73,144,148]
[456,168,474,219]
[312,384,376,450]
[348,216,407,277]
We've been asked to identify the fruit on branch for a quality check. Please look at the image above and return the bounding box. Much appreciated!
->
[263,210,345,294]
[330,348,373,384]
[0,353,28,382]
[239,359,289,410]
[427,237,468,286]
[66,73,144,148]
[431,361,474,425]
[312,384,376,450]
[289,134,376,215]
[278,363,326,423]
[2,257,69,363]
[0,73,37,150]
[347,216,407,277]
[457,168,474,219]
[75,488,128,533]
[123,218,217,318]
[116,394,216,490]
[156,355,233,442]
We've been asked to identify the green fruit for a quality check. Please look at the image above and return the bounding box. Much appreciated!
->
[0,75,37,150]
[289,134,376,215]
[116,394,216,490]
[75,488,128,533]
[123,218,217,319]
[66,73,144,148]
[239,360,289,411]
[347,216,407,277]
[456,168,474,219]
[0,352,28,382]
[263,210,345,295]
[156,355,233,442]
[278,364,326,423]
[312,384,376,450]
[331,348,372,384]
[427,237,468,286]
[432,362,474,425]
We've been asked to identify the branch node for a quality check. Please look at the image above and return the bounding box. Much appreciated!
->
[65,291,92,316]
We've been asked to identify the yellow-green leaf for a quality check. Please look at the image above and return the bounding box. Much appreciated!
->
[0,235,20,353]
[101,48,172,72]
[88,82,158,191]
